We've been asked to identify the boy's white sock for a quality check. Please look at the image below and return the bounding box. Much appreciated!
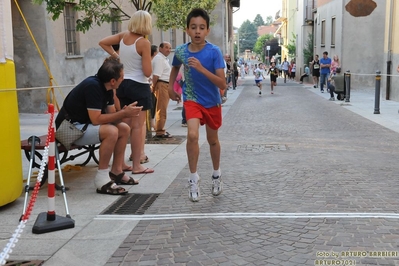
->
[94,169,110,189]
[189,172,199,182]
[213,169,221,178]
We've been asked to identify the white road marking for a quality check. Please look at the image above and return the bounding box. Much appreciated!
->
[95,212,399,221]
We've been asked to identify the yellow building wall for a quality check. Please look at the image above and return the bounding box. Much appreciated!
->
[385,0,399,55]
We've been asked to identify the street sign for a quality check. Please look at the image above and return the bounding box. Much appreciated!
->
[266,46,270,51]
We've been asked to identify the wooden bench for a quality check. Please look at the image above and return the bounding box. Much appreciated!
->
[21,135,100,187]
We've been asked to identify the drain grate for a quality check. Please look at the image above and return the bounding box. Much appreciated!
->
[100,193,160,215]
[146,135,186,145]
[4,260,44,266]
[237,144,288,152]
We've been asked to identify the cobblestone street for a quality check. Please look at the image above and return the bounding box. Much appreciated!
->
[106,78,399,265]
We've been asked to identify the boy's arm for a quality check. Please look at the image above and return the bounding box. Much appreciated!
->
[187,57,227,90]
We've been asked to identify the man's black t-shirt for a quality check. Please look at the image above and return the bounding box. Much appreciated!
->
[55,76,114,128]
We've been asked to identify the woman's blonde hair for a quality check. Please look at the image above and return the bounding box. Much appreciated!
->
[128,10,152,35]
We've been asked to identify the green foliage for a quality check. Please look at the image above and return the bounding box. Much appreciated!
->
[286,32,296,58]
[253,14,265,27]
[253,34,273,60]
[303,33,313,64]
[33,0,131,33]
[238,20,258,53]
[33,0,218,32]
[152,0,219,31]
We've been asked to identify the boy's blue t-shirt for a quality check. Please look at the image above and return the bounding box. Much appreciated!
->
[320,57,332,74]
[172,41,225,108]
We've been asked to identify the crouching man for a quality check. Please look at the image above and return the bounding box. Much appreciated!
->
[55,58,143,195]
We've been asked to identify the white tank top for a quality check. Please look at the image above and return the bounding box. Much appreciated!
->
[119,36,149,84]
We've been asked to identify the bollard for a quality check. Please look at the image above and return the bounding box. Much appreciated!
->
[345,70,351,102]
[374,70,381,114]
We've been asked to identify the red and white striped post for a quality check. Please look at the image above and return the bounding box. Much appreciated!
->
[32,103,75,234]
[47,104,56,221]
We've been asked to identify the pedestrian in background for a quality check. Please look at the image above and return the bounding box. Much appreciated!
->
[99,10,154,175]
[319,51,332,93]
[281,57,290,83]
[168,8,226,202]
[330,55,340,75]
[254,63,265,96]
[299,64,310,84]
[310,55,320,88]
[149,44,158,131]
[152,42,173,138]
[290,60,296,80]
[267,61,279,94]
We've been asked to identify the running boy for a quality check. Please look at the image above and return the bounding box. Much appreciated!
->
[254,63,265,96]
[267,61,279,94]
[168,8,227,202]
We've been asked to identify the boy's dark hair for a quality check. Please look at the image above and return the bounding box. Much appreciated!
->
[186,8,210,29]
[97,57,123,83]
[323,51,328,56]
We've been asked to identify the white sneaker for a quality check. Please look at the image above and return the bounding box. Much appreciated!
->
[211,176,223,196]
[188,178,200,202]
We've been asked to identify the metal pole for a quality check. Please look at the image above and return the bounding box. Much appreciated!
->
[345,70,351,102]
[374,70,381,114]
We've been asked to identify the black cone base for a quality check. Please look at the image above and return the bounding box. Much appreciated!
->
[32,212,75,234]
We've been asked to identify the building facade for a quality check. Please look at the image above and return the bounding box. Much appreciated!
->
[11,0,236,113]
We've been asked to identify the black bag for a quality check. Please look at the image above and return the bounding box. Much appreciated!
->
[56,120,88,150]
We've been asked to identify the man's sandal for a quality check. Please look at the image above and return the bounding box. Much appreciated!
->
[109,172,139,185]
[96,181,128,195]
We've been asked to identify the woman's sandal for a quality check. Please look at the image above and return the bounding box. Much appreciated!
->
[130,156,150,164]
[140,156,149,164]
[96,181,128,195]
[109,172,139,185]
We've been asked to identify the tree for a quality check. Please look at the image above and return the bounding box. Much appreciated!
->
[33,0,138,33]
[253,14,265,27]
[253,34,273,62]
[238,20,258,53]
[152,0,219,31]
[33,0,219,32]
[303,33,314,64]
[286,33,296,59]
[265,15,273,26]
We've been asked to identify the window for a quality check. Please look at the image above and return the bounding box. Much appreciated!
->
[331,17,336,47]
[64,3,79,55]
[169,28,176,49]
[111,8,121,35]
[321,19,325,47]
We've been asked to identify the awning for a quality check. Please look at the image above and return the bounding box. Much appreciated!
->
[273,20,286,38]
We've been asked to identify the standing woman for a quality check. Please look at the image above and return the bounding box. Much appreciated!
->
[99,10,154,175]
[330,55,340,75]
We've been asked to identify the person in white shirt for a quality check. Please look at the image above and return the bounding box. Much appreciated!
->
[152,42,173,138]
[254,63,265,96]
[281,57,290,83]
